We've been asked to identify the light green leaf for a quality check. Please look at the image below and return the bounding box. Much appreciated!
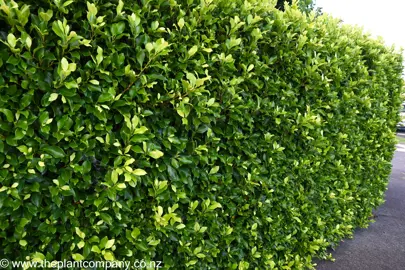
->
[7,33,17,48]
[209,166,219,174]
[72,253,84,261]
[75,227,86,239]
[145,43,153,53]
[116,0,124,15]
[134,126,148,134]
[151,21,159,31]
[103,251,114,261]
[129,13,141,27]
[25,36,32,49]
[209,202,222,210]
[116,183,126,189]
[105,239,115,249]
[77,241,85,249]
[91,245,101,253]
[148,150,164,159]
[133,169,147,176]
[96,46,103,65]
[19,240,27,246]
[49,93,59,102]
[61,185,70,191]
[207,98,215,106]
[61,57,69,71]
[188,45,198,58]
[63,0,74,7]
[32,252,46,262]
[148,239,160,246]
[178,18,185,30]
[176,224,186,229]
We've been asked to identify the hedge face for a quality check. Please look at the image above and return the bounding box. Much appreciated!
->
[0,0,403,268]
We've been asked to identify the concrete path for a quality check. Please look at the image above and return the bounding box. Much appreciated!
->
[315,143,405,270]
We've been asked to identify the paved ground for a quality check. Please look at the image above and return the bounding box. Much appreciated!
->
[315,139,405,270]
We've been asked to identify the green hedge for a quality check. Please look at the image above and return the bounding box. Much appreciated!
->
[0,0,403,268]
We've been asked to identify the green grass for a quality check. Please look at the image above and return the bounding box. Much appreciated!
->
[396,135,405,144]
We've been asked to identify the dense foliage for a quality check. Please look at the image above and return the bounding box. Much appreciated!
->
[0,0,403,268]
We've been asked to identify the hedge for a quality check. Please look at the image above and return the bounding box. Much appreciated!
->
[0,0,403,269]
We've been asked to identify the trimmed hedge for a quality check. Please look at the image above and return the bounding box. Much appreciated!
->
[0,0,403,268]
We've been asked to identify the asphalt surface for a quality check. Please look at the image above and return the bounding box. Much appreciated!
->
[315,139,405,270]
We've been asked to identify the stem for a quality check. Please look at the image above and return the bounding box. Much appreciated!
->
[122,54,157,94]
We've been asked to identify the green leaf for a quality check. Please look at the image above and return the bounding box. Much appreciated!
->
[111,170,118,184]
[42,145,66,158]
[0,109,14,122]
[17,4,30,26]
[39,9,53,22]
[226,37,242,49]
[17,145,28,154]
[136,50,145,67]
[100,213,113,225]
[131,228,140,239]
[98,92,114,103]
[52,21,64,38]
[111,22,126,36]
[100,236,108,249]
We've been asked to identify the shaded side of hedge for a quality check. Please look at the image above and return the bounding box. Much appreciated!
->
[0,0,403,268]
